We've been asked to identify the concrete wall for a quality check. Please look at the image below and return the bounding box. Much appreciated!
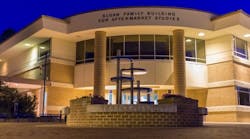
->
[206,35,233,65]
[74,60,207,88]
[186,89,207,107]
[234,62,250,82]
[0,46,40,77]
[206,86,237,107]
[206,106,250,122]
[67,7,214,33]
[50,38,76,62]
[208,61,234,83]
[50,63,74,83]
[46,86,90,114]
[49,38,76,84]
[206,112,237,122]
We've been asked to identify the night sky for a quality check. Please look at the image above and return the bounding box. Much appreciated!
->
[1,0,250,34]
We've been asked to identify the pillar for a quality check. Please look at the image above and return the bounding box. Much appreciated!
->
[94,31,106,97]
[173,29,186,96]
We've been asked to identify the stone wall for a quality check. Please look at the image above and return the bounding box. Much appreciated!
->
[67,97,206,127]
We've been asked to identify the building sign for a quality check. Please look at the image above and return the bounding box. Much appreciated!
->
[98,10,180,23]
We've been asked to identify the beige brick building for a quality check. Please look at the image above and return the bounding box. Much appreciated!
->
[0,7,250,122]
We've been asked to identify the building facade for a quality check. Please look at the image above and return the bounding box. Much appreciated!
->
[0,7,250,122]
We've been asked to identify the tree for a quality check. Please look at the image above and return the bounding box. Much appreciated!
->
[0,81,36,118]
[0,28,16,44]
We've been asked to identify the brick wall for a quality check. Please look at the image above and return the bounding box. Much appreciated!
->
[67,97,205,127]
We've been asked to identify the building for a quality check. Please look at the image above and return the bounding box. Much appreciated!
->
[0,7,250,122]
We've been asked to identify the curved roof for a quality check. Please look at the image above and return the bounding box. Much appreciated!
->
[66,6,216,33]
[65,6,217,20]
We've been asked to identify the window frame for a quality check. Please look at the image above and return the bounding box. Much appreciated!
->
[233,36,248,60]
[38,39,51,61]
[237,86,250,106]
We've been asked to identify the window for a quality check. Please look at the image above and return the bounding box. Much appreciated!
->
[237,86,250,106]
[107,37,110,60]
[125,35,139,59]
[234,37,248,59]
[75,34,206,64]
[38,40,50,59]
[196,39,206,63]
[185,37,196,62]
[169,36,173,59]
[140,35,154,59]
[155,35,171,59]
[111,36,124,58]
[85,39,94,62]
[76,41,85,64]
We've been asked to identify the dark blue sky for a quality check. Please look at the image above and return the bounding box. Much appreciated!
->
[1,0,250,34]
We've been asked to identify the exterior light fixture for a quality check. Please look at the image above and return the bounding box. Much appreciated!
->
[122,68,147,75]
[198,32,205,37]
[244,34,250,38]
[40,46,46,49]
[186,39,192,42]
[24,43,33,47]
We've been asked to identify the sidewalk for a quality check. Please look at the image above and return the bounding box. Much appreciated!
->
[0,122,249,139]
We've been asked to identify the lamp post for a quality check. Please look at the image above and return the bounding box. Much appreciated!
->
[130,61,134,104]
[42,53,48,116]
[137,80,140,104]
[116,50,122,104]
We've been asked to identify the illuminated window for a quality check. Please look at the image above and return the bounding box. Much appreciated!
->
[185,37,206,63]
[185,37,196,62]
[237,86,250,106]
[108,90,112,104]
[196,39,206,63]
[234,37,248,59]
[38,40,50,59]
[75,34,206,64]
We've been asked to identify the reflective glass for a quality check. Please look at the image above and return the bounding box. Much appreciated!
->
[140,35,154,59]
[155,35,170,59]
[76,41,85,64]
[125,35,139,59]
[111,36,124,57]
[235,37,248,59]
[185,37,196,61]
[85,39,94,62]
[196,39,206,63]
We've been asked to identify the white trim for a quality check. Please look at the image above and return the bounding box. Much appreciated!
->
[235,80,250,88]
[234,57,250,66]
[208,80,250,88]
[208,80,234,88]
[207,105,250,112]
[50,81,74,88]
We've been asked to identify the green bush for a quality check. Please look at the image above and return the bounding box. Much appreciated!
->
[0,81,36,118]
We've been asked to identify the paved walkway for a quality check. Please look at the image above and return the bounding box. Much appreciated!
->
[0,122,249,139]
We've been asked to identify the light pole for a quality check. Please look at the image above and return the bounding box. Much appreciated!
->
[130,61,134,104]
[42,53,48,116]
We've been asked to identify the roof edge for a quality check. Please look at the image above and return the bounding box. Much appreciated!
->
[64,6,217,20]
[212,9,250,21]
